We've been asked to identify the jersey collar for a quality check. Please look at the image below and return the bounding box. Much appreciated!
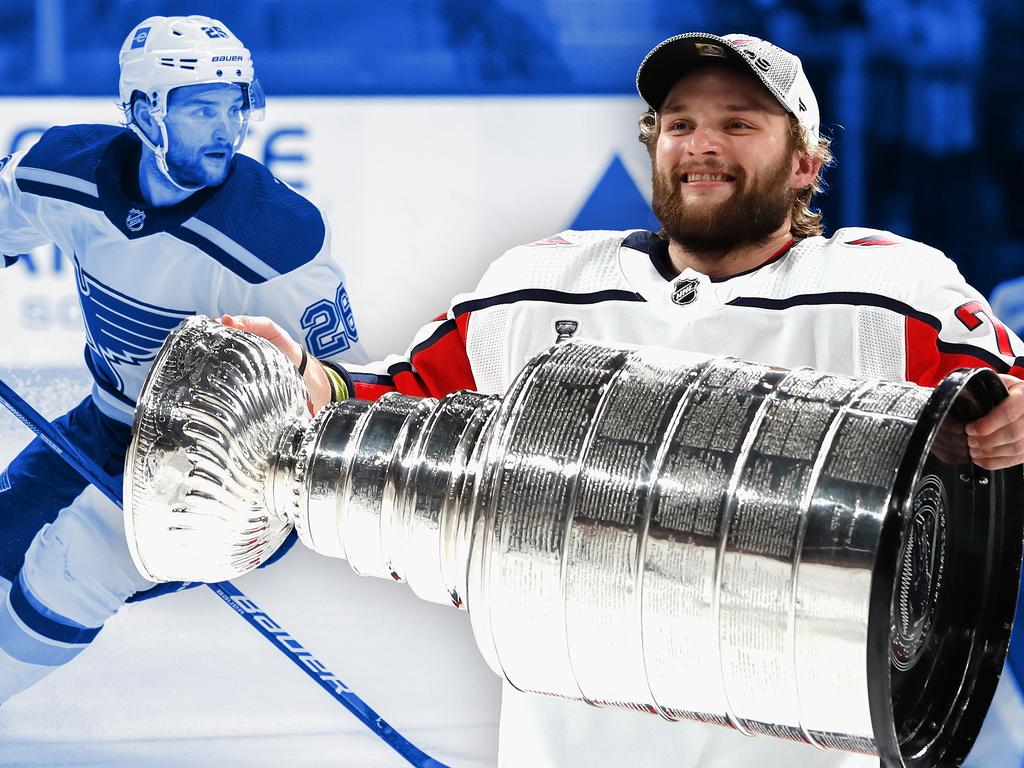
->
[639,233,797,284]
[620,231,798,317]
[94,132,222,240]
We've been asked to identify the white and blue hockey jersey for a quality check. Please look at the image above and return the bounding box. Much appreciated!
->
[0,124,365,424]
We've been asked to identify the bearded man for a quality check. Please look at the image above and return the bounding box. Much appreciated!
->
[226,32,1023,768]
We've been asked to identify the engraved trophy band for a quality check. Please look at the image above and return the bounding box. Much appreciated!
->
[125,316,1023,768]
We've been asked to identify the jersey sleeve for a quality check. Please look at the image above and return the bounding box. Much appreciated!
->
[0,151,54,261]
[327,308,476,401]
[904,255,1024,386]
[226,212,368,365]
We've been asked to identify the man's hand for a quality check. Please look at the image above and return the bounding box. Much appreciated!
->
[965,373,1024,470]
[219,315,333,413]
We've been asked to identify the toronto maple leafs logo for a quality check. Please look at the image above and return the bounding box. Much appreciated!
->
[74,259,193,396]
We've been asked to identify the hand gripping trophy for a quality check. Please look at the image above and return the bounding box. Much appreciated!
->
[124,317,1021,768]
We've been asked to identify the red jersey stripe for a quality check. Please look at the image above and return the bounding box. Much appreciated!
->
[905,315,1023,387]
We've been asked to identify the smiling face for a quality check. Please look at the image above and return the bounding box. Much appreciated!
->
[651,66,816,257]
[162,82,247,188]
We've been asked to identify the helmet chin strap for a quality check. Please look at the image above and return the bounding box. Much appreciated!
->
[153,119,205,193]
[129,117,204,194]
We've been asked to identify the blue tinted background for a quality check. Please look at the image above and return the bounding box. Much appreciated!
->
[1,0,1020,298]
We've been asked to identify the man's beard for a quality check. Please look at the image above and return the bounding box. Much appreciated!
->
[652,154,795,258]
[166,144,233,188]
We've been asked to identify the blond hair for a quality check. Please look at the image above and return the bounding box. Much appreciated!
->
[638,109,832,239]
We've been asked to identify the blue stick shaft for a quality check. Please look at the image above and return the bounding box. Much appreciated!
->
[0,379,122,506]
[0,376,446,768]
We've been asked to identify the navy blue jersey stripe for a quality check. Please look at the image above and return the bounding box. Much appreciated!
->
[728,291,1023,371]
[10,574,101,645]
[349,372,394,386]
[16,179,102,211]
[453,287,645,317]
[387,360,415,377]
[171,226,267,284]
[935,342,1024,373]
[726,291,941,331]
[409,319,458,358]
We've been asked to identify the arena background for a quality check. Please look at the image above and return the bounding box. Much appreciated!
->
[0,2,1022,766]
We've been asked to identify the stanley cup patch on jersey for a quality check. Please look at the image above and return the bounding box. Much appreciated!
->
[74,258,193,398]
[672,277,699,306]
[555,319,579,342]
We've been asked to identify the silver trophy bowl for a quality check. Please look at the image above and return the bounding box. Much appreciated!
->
[125,316,1022,768]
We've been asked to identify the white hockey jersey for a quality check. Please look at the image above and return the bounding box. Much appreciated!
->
[343,228,1022,399]
[336,228,1023,768]
[0,124,365,424]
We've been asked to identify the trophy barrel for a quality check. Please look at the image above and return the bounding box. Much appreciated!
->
[460,341,1021,768]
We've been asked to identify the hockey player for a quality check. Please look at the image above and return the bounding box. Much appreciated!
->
[0,15,365,703]
[227,33,1023,767]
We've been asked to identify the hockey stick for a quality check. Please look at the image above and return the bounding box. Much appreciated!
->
[0,376,447,768]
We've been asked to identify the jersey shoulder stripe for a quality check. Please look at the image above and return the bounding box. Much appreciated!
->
[15,173,102,210]
[410,318,458,357]
[171,222,268,284]
[17,124,122,182]
[453,287,645,317]
[727,291,938,328]
[195,155,326,279]
[14,125,109,209]
[728,290,1024,373]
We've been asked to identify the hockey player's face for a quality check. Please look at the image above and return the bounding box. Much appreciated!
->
[163,84,247,187]
[651,68,802,253]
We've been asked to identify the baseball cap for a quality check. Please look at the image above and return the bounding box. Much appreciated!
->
[636,33,820,143]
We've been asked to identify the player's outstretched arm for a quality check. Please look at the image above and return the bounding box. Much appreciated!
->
[219,314,333,413]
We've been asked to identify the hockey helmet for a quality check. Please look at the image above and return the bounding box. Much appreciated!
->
[118,15,265,121]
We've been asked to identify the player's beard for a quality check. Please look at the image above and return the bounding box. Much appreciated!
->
[165,142,233,188]
[652,153,795,258]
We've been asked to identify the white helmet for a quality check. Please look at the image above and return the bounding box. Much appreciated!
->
[118,15,265,190]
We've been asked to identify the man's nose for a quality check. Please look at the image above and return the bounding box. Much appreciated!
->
[210,114,236,144]
[685,125,722,155]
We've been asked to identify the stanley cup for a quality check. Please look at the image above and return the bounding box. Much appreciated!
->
[124,316,1022,768]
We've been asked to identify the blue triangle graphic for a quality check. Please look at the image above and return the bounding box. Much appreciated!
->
[569,154,660,232]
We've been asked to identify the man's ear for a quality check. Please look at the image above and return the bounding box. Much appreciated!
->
[132,97,162,147]
[791,150,820,191]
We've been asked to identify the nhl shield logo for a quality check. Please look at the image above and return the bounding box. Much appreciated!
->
[126,208,146,233]
[671,277,699,306]
[554,319,578,342]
